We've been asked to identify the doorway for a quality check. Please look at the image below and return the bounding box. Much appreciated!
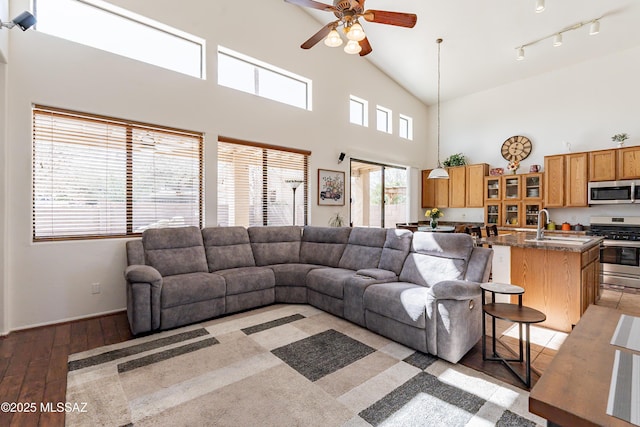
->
[350,159,408,228]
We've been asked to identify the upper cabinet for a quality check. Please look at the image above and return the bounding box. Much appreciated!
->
[544,155,565,208]
[588,150,617,182]
[565,153,589,207]
[617,146,640,179]
[466,163,489,207]
[448,166,466,208]
[421,169,449,208]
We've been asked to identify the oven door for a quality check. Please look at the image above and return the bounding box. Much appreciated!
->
[600,240,640,289]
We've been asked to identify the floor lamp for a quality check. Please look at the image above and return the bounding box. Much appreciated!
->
[286,180,304,225]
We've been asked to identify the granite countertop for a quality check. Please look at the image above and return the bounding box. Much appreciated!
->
[478,232,604,252]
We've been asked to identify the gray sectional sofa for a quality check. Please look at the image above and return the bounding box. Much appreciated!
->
[125,225,492,363]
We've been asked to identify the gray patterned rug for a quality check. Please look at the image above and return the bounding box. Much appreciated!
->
[66,304,546,426]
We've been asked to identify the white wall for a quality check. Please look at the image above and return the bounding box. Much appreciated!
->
[0,0,7,62]
[5,0,430,330]
[0,0,7,334]
[434,44,640,225]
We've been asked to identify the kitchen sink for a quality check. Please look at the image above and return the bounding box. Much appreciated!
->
[524,236,593,245]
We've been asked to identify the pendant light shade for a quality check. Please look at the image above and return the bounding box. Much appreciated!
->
[324,29,343,47]
[428,38,449,180]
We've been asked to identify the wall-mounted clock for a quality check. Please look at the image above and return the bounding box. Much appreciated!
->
[501,135,532,161]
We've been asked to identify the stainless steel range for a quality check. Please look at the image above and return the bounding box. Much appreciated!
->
[588,216,640,289]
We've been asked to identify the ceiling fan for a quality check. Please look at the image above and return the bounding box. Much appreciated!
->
[285,0,417,56]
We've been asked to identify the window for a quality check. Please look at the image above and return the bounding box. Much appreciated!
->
[217,46,312,110]
[217,137,310,227]
[399,114,413,140]
[32,105,203,241]
[376,105,392,134]
[349,95,368,127]
[35,0,205,78]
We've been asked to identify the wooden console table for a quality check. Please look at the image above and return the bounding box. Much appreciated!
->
[529,305,635,427]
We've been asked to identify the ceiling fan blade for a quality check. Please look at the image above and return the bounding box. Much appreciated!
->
[359,37,372,56]
[363,10,417,28]
[284,0,336,12]
[301,22,336,49]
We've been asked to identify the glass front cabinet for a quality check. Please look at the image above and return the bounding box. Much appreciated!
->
[503,201,521,227]
[485,202,501,226]
[484,173,544,228]
[484,176,501,201]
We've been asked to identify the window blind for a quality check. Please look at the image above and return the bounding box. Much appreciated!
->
[32,105,203,241]
[217,137,310,227]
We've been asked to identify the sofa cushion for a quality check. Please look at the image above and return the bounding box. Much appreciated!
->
[202,226,256,272]
[378,229,413,275]
[215,266,275,295]
[248,226,301,266]
[299,226,351,267]
[142,226,208,277]
[364,282,430,328]
[306,268,356,299]
[268,263,321,287]
[161,272,226,309]
[398,232,474,287]
[338,227,386,271]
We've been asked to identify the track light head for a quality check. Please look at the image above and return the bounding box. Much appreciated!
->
[535,0,545,13]
[516,47,525,61]
[589,20,600,35]
[553,33,563,47]
[0,11,36,31]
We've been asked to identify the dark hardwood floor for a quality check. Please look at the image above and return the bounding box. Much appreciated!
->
[0,312,132,426]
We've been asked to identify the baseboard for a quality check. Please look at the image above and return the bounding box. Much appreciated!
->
[2,308,127,336]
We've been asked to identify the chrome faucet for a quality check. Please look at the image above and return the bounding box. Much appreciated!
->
[537,209,550,240]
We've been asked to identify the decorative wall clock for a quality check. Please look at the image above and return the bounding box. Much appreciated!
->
[501,135,532,161]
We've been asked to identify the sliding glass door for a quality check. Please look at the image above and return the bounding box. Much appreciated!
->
[350,160,407,228]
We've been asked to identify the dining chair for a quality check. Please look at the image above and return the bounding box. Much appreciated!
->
[485,224,499,237]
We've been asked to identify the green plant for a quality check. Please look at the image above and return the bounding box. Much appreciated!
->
[328,212,345,227]
[442,153,466,167]
[611,133,629,143]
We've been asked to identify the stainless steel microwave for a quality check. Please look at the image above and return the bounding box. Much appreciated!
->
[588,180,640,204]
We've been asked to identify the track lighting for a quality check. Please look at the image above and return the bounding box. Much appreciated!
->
[0,11,36,31]
[515,15,602,61]
[553,33,562,47]
[535,0,545,13]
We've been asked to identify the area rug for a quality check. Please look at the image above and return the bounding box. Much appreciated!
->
[66,304,546,426]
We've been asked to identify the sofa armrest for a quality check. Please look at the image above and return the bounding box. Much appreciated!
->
[124,265,162,334]
[427,280,481,301]
[356,268,398,281]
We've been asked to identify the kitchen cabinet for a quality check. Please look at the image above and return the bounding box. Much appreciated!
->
[421,169,449,208]
[617,146,640,179]
[523,173,543,200]
[466,163,489,207]
[485,202,501,226]
[544,155,565,207]
[448,166,466,208]
[523,201,543,227]
[502,175,521,200]
[580,245,600,314]
[502,201,521,227]
[565,153,589,207]
[589,149,617,182]
[484,176,501,201]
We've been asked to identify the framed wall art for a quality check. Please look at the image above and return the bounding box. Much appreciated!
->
[317,169,345,206]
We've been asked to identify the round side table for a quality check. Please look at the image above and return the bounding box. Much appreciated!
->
[480,282,545,388]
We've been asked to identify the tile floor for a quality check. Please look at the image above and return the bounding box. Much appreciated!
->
[490,286,640,377]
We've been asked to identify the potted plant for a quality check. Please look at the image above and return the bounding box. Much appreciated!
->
[442,153,466,167]
[612,133,629,148]
[328,212,345,227]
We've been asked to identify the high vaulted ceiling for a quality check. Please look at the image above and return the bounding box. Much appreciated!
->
[294,0,640,105]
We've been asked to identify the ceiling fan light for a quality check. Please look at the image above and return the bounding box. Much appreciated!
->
[324,29,343,47]
[589,20,600,35]
[344,39,362,54]
[516,47,525,61]
[535,0,545,13]
[346,22,366,41]
[553,33,562,47]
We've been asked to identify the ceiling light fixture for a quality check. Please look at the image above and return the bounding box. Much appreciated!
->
[535,0,545,13]
[514,16,602,61]
[428,38,449,180]
[553,33,563,47]
[346,22,366,41]
[344,39,362,55]
[0,10,36,31]
[324,29,343,47]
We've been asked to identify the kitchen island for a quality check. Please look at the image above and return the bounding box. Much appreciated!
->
[479,232,603,332]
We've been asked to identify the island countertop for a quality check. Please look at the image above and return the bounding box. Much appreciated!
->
[478,232,604,252]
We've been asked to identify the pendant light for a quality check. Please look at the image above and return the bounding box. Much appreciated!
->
[428,38,449,179]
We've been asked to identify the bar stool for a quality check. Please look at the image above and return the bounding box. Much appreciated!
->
[481,282,546,388]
